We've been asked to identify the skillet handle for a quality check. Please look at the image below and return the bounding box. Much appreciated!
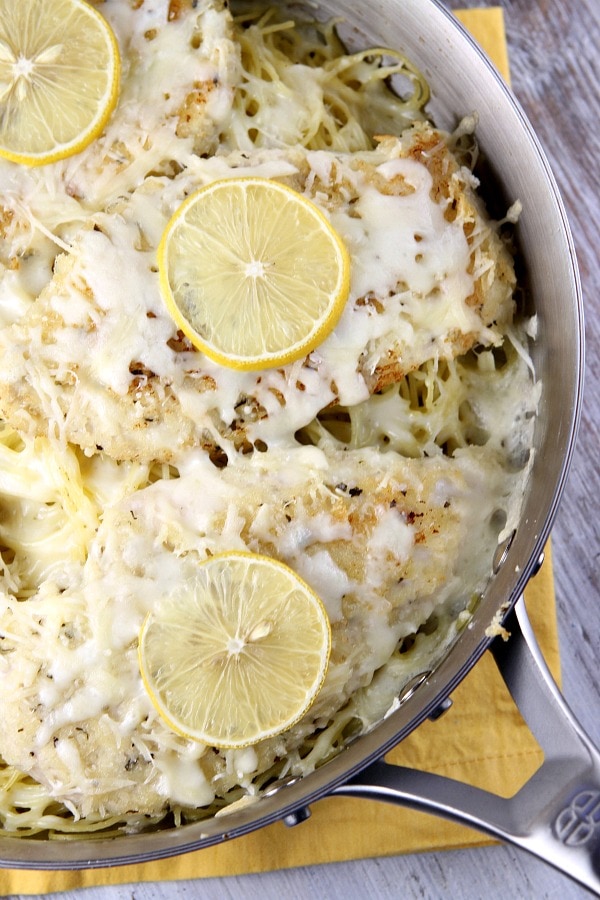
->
[332,597,600,895]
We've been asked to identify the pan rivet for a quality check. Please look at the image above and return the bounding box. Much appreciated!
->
[398,670,431,704]
[530,550,545,577]
[283,806,312,827]
[493,528,516,573]
[428,697,453,721]
[263,774,303,798]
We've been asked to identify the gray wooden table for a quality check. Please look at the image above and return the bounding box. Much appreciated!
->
[5,0,600,897]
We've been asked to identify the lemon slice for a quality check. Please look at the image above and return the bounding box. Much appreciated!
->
[157,177,351,371]
[138,552,331,748]
[0,0,120,167]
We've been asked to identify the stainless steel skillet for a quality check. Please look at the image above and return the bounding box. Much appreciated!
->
[1,0,597,892]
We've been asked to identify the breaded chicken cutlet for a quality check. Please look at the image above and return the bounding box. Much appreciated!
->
[0,0,239,318]
[0,124,516,464]
[0,444,506,819]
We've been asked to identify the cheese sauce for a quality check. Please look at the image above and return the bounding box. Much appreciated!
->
[0,0,537,832]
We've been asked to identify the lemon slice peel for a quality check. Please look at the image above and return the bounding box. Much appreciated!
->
[157,176,351,371]
[138,551,332,749]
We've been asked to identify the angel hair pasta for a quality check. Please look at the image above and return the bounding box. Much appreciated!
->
[0,1,537,837]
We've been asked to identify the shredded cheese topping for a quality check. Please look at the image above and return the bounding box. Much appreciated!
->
[0,1,538,836]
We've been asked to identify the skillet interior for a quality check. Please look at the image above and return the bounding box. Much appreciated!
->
[0,0,583,868]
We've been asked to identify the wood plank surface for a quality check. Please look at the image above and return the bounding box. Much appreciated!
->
[4,1,600,897]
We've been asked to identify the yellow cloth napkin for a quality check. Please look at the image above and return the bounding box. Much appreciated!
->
[0,9,560,895]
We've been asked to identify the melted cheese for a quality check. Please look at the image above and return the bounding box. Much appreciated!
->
[0,0,538,830]
[0,444,521,816]
[0,132,511,464]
